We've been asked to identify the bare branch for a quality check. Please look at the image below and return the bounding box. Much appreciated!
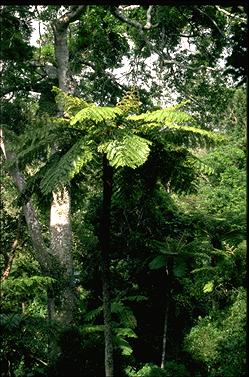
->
[111,5,158,31]
[215,5,247,23]
[144,5,158,29]
[111,6,143,31]
[196,6,225,37]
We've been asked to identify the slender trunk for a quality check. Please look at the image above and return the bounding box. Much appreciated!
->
[161,259,173,369]
[100,155,114,377]
[161,300,169,369]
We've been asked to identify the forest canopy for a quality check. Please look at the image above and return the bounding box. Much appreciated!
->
[0,5,247,377]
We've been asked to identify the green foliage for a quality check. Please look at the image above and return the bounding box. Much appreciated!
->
[126,363,168,377]
[203,281,214,293]
[126,361,190,377]
[0,7,33,62]
[184,288,246,376]
[98,134,152,169]
[40,139,93,194]
[52,86,89,117]
[1,275,54,301]
[19,87,215,195]
[70,104,123,126]
[0,309,57,377]
[149,254,167,270]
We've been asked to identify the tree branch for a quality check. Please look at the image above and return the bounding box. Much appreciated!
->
[144,6,158,29]
[195,6,225,37]
[55,5,86,31]
[215,5,247,23]
[111,6,158,31]
[79,59,127,90]
[111,6,217,74]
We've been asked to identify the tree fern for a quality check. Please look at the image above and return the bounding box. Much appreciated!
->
[16,88,223,196]
[111,300,137,329]
[128,104,192,123]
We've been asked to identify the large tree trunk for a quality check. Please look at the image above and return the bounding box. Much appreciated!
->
[1,3,86,352]
[100,155,114,377]
[47,6,85,325]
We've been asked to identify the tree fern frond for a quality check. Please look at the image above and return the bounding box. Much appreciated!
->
[70,105,123,126]
[128,104,224,146]
[115,327,137,338]
[40,139,93,194]
[98,134,151,169]
[111,301,137,328]
[128,108,192,124]
[123,295,148,302]
[17,117,68,157]
[80,325,105,333]
[188,154,215,175]
[83,306,103,322]
[113,336,133,355]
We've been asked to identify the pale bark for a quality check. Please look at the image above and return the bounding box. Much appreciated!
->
[1,6,86,327]
[46,6,86,325]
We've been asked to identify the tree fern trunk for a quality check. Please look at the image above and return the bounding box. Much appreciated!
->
[161,300,169,369]
[161,259,173,369]
[100,155,114,377]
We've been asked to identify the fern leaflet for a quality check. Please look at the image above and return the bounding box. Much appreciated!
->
[40,139,93,194]
[70,105,123,126]
[98,134,151,169]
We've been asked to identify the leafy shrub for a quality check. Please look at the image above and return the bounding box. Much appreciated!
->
[126,361,190,377]
[184,287,246,377]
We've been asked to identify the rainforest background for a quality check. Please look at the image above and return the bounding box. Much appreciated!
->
[0,4,247,377]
